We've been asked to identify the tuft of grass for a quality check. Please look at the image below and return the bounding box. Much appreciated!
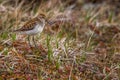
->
[55,57,60,69]
[85,11,92,23]
[46,35,53,62]
[55,37,59,48]
[1,32,8,39]
[80,52,86,63]
[108,11,114,23]
[10,34,16,41]
[3,48,9,55]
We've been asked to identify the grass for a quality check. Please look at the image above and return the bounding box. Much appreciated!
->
[46,35,53,62]
[0,0,120,80]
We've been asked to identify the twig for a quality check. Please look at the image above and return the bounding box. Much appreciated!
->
[69,56,76,80]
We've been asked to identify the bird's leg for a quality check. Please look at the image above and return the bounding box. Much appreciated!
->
[32,36,37,48]
[33,36,40,51]
[27,36,32,49]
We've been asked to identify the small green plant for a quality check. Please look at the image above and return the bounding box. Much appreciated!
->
[85,11,91,23]
[46,35,53,62]
[11,34,16,41]
[1,32,8,39]
[3,48,9,55]
[108,11,114,23]
[80,52,86,63]
[55,38,59,48]
[57,30,64,39]
[55,57,60,69]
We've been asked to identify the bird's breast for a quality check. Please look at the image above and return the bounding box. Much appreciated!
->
[35,24,44,33]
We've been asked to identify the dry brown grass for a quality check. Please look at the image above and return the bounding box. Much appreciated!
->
[0,0,120,79]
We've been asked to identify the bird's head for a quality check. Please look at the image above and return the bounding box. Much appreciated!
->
[37,12,46,20]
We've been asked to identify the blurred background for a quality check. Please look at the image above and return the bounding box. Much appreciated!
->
[0,0,120,79]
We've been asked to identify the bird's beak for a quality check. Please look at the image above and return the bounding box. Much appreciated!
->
[46,19,51,25]
[46,19,55,25]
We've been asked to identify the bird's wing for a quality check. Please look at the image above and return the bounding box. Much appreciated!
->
[14,18,38,32]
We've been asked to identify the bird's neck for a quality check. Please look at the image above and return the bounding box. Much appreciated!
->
[36,18,45,29]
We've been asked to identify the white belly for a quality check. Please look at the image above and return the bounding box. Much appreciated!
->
[20,24,44,35]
